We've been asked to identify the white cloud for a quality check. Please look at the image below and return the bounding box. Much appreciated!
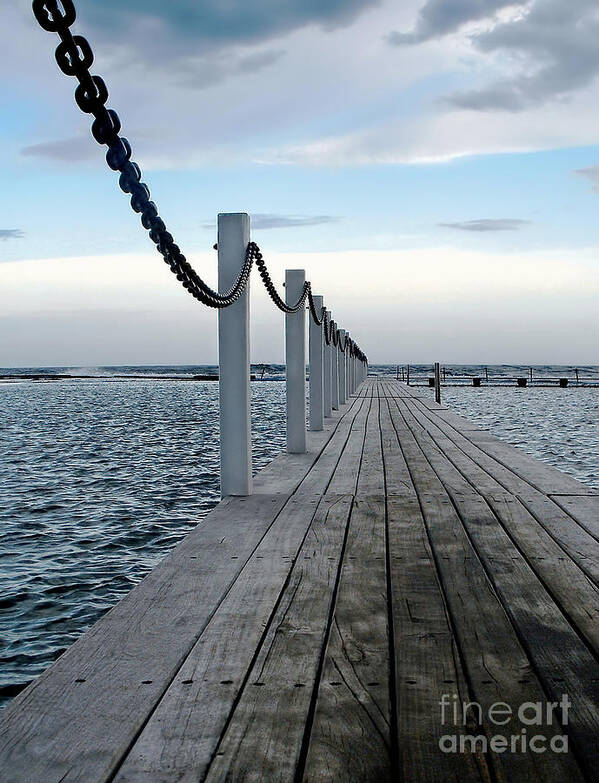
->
[261,92,599,165]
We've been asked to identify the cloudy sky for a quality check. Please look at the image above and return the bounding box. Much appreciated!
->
[1,0,599,365]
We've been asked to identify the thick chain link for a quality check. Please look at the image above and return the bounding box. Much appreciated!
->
[32,0,250,308]
[32,1,366,359]
[252,244,310,313]
[307,289,324,325]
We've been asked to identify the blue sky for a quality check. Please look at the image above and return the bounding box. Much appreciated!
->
[1,0,599,364]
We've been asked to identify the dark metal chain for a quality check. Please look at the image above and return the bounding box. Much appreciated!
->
[323,310,332,346]
[307,289,324,325]
[253,244,310,313]
[32,0,367,359]
[32,0,251,309]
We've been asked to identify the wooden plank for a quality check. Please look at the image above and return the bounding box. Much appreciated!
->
[0,493,290,783]
[393,396,599,773]
[327,398,371,494]
[466,431,598,497]
[253,400,357,494]
[203,495,353,782]
[387,494,484,783]
[407,397,596,500]
[516,493,599,586]
[379,399,416,496]
[411,398,597,497]
[418,491,585,782]
[385,402,585,781]
[550,495,599,539]
[450,493,599,777]
[487,493,599,656]
[303,497,392,782]
[394,398,504,497]
[393,399,599,658]
[113,495,324,782]
[397,394,516,496]
[356,398,386,496]
[295,398,367,497]
[427,409,487,432]
[415,399,449,411]
[401,402,599,581]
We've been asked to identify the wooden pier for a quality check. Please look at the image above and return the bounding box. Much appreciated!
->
[1,378,598,782]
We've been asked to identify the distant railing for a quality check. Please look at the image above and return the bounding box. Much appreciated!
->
[32,1,368,498]
[394,365,598,389]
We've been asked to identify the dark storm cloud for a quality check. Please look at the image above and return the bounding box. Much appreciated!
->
[446,0,599,111]
[388,0,599,112]
[439,219,531,232]
[76,0,380,59]
[0,230,24,240]
[387,0,522,45]
[170,48,285,89]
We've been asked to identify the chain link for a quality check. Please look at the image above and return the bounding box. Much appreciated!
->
[252,244,310,313]
[32,0,250,308]
[307,289,324,325]
[32,0,366,359]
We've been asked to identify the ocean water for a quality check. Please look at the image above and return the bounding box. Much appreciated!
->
[0,365,597,708]
[0,375,285,708]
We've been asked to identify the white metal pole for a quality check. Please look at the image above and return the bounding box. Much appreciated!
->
[331,321,339,410]
[338,329,347,405]
[286,269,306,453]
[218,213,251,497]
[309,295,324,431]
[323,309,332,418]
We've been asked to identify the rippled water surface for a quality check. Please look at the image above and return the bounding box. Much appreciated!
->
[1,366,597,708]
[0,379,285,707]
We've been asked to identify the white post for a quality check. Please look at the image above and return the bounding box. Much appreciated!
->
[218,213,251,497]
[345,334,351,396]
[286,269,306,453]
[338,329,347,405]
[309,295,324,431]
[331,321,339,410]
[323,309,332,418]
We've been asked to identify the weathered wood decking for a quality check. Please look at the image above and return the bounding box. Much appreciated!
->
[1,378,598,782]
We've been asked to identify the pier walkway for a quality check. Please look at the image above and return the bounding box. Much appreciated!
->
[1,379,598,782]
